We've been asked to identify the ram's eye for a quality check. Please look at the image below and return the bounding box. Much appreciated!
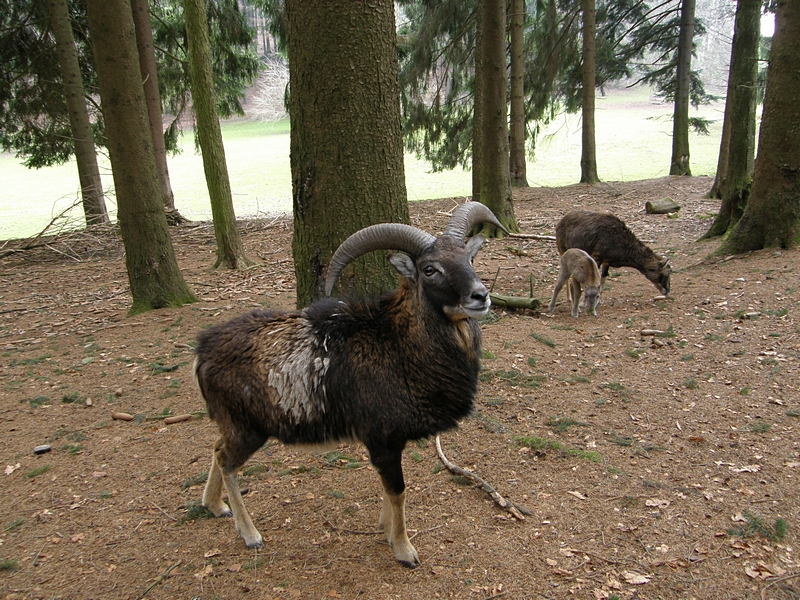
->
[423,265,436,277]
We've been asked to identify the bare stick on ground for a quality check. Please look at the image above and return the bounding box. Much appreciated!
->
[435,435,531,521]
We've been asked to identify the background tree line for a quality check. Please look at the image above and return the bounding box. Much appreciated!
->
[0,0,797,315]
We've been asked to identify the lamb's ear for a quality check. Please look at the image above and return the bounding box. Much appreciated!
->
[465,235,485,261]
[388,253,417,280]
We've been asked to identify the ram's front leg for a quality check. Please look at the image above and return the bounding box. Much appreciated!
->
[372,449,420,568]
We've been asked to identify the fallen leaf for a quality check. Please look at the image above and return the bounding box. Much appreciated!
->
[732,512,748,523]
[194,564,213,580]
[227,564,241,573]
[204,548,222,558]
[567,491,588,500]
[730,465,760,473]
[622,571,651,584]
[71,533,85,543]
[5,463,20,475]
[645,498,670,509]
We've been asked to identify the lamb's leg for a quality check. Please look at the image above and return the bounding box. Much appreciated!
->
[599,263,610,291]
[548,270,570,313]
[569,279,582,318]
[202,440,231,517]
[372,449,419,568]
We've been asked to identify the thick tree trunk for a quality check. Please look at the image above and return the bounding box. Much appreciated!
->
[46,0,108,226]
[708,86,732,199]
[702,0,760,239]
[720,0,800,253]
[287,0,409,306]
[579,0,598,184]
[509,0,528,188]
[669,0,695,176]
[131,0,181,219]
[477,0,517,235]
[86,0,196,315]
[472,0,484,203]
[184,0,253,269]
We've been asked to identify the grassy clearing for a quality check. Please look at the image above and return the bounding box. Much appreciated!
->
[1,86,725,240]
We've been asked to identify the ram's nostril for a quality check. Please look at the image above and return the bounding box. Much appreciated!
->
[472,290,488,303]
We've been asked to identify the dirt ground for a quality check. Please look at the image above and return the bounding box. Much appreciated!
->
[0,175,798,600]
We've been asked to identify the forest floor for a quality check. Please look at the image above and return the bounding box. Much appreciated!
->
[0,176,798,600]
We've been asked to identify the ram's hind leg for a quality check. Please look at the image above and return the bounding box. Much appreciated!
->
[202,439,231,517]
[208,431,267,549]
[372,449,419,568]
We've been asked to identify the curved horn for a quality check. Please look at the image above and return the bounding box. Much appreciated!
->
[442,201,508,239]
[325,224,436,296]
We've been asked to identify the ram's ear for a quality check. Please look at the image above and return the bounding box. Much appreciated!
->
[388,253,417,281]
[465,235,485,261]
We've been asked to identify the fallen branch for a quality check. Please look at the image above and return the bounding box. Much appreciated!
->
[435,435,531,521]
[135,560,181,600]
[507,233,556,241]
[490,293,541,311]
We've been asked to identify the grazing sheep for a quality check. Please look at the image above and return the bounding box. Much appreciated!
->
[193,202,506,568]
[555,210,671,295]
[548,248,601,317]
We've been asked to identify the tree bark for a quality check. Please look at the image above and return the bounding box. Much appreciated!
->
[472,0,484,203]
[579,0,599,184]
[130,0,180,218]
[287,0,410,306]
[46,0,108,226]
[508,0,528,188]
[669,0,695,176]
[702,0,760,239]
[184,0,253,269]
[720,0,800,254]
[85,0,196,315]
[477,0,517,235]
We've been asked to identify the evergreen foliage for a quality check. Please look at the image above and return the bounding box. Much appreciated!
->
[396,0,717,170]
[0,0,260,168]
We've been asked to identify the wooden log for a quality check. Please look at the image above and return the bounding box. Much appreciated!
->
[489,293,541,310]
[645,197,680,214]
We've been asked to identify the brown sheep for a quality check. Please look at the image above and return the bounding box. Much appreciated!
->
[193,202,506,568]
[548,248,601,317]
[555,210,671,295]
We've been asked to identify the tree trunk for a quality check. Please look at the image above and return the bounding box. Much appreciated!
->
[702,0,760,239]
[46,0,108,226]
[477,0,517,235]
[669,0,695,176]
[287,0,410,306]
[720,0,800,254]
[184,0,253,269]
[579,0,598,184]
[508,0,528,188]
[472,0,484,203]
[131,0,181,220]
[86,0,196,315]
[708,83,732,199]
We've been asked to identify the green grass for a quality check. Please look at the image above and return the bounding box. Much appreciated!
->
[25,465,51,479]
[5,517,24,531]
[1,86,726,241]
[727,511,787,542]
[547,416,588,432]
[513,435,603,463]
[480,368,545,388]
[0,559,19,571]
[529,332,556,348]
